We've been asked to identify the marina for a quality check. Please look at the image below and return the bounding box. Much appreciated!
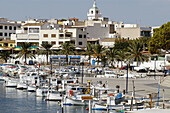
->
[0,63,170,113]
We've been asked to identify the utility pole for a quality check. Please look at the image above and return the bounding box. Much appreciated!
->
[126,63,129,93]
[81,59,84,84]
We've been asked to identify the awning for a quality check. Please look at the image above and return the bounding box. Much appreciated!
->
[14,47,22,51]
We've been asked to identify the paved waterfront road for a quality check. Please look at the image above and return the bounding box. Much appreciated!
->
[81,77,170,100]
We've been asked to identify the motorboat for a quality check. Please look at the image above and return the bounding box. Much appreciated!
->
[16,82,27,89]
[5,79,18,87]
[27,85,36,92]
[45,90,63,101]
[97,70,117,78]
[36,87,48,97]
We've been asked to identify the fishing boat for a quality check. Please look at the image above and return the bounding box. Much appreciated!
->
[36,87,48,97]
[27,85,36,92]
[45,90,63,101]
[5,79,18,87]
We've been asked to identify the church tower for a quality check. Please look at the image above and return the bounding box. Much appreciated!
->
[87,0,102,20]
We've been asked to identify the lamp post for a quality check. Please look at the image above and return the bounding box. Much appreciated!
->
[50,57,52,77]
[81,58,84,84]
[154,58,156,80]
[126,61,129,93]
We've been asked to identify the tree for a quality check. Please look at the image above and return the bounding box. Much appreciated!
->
[138,37,150,51]
[0,51,11,63]
[100,55,108,67]
[106,47,117,67]
[93,44,103,65]
[127,40,149,66]
[61,42,75,65]
[149,22,170,54]
[85,43,93,65]
[114,38,130,50]
[41,42,53,65]
[16,42,35,64]
[116,49,127,67]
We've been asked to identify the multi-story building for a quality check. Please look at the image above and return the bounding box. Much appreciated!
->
[0,18,21,40]
[116,26,151,40]
[11,23,50,47]
[40,26,87,48]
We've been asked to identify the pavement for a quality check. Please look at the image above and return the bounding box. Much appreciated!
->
[79,76,170,101]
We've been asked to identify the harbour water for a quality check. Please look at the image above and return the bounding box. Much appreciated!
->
[0,82,118,113]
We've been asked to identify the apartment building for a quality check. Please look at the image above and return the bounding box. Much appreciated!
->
[0,18,21,40]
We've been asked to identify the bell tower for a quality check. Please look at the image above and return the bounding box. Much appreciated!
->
[87,0,102,20]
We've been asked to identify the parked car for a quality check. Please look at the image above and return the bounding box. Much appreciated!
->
[134,67,147,72]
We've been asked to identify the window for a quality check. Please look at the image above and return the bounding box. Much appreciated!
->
[59,34,64,37]
[79,42,82,45]
[4,33,7,36]
[43,34,48,38]
[42,41,48,44]
[51,34,56,38]
[65,34,71,37]
[91,11,93,14]
[5,26,8,30]
[9,26,12,30]
[9,33,12,37]
[84,35,86,38]
[51,41,56,45]
[96,11,99,14]
[59,42,63,45]
[0,32,3,36]
[0,44,2,47]
[79,34,82,38]
[10,44,13,47]
[0,26,3,29]
[14,27,16,30]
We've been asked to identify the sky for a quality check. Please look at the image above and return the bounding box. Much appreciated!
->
[0,0,170,26]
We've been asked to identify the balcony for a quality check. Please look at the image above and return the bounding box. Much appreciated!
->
[16,34,39,40]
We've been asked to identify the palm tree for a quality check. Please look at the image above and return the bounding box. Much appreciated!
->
[0,51,11,63]
[41,42,53,65]
[93,44,103,65]
[85,43,93,66]
[100,55,108,67]
[106,47,117,67]
[127,40,149,66]
[16,42,35,64]
[116,49,127,67]
[61,42,75,65]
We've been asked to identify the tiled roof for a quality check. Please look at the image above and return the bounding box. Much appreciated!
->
[0,40,15,43]
[101,38,115,42]
[23,23,45,26]
[87,39,99,41]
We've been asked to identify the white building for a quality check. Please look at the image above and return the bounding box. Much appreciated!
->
[0,18,21,40]
[151,26,160,37]
[11,23,50,47]
[39,27,87,48]
[87,0,102,21]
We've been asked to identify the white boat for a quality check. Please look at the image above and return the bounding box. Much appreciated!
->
[27,85,36,92]
[119,72,137,78]
[45,90,62,101]
[124,108,170,113]
[63,96,89,106]
[97,70,117,78]
[36,87,48,97]
[16,82,27,89]
[5,79,17,87]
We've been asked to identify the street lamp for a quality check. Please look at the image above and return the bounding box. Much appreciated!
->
[126,61,129,93]
[50,57,52,77]
[81,58,84,84]
[154,58,156,80]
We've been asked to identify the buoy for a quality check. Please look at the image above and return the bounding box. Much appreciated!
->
[86,108,89,110]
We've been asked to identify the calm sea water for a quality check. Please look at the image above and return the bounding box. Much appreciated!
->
[0,82,118,113]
